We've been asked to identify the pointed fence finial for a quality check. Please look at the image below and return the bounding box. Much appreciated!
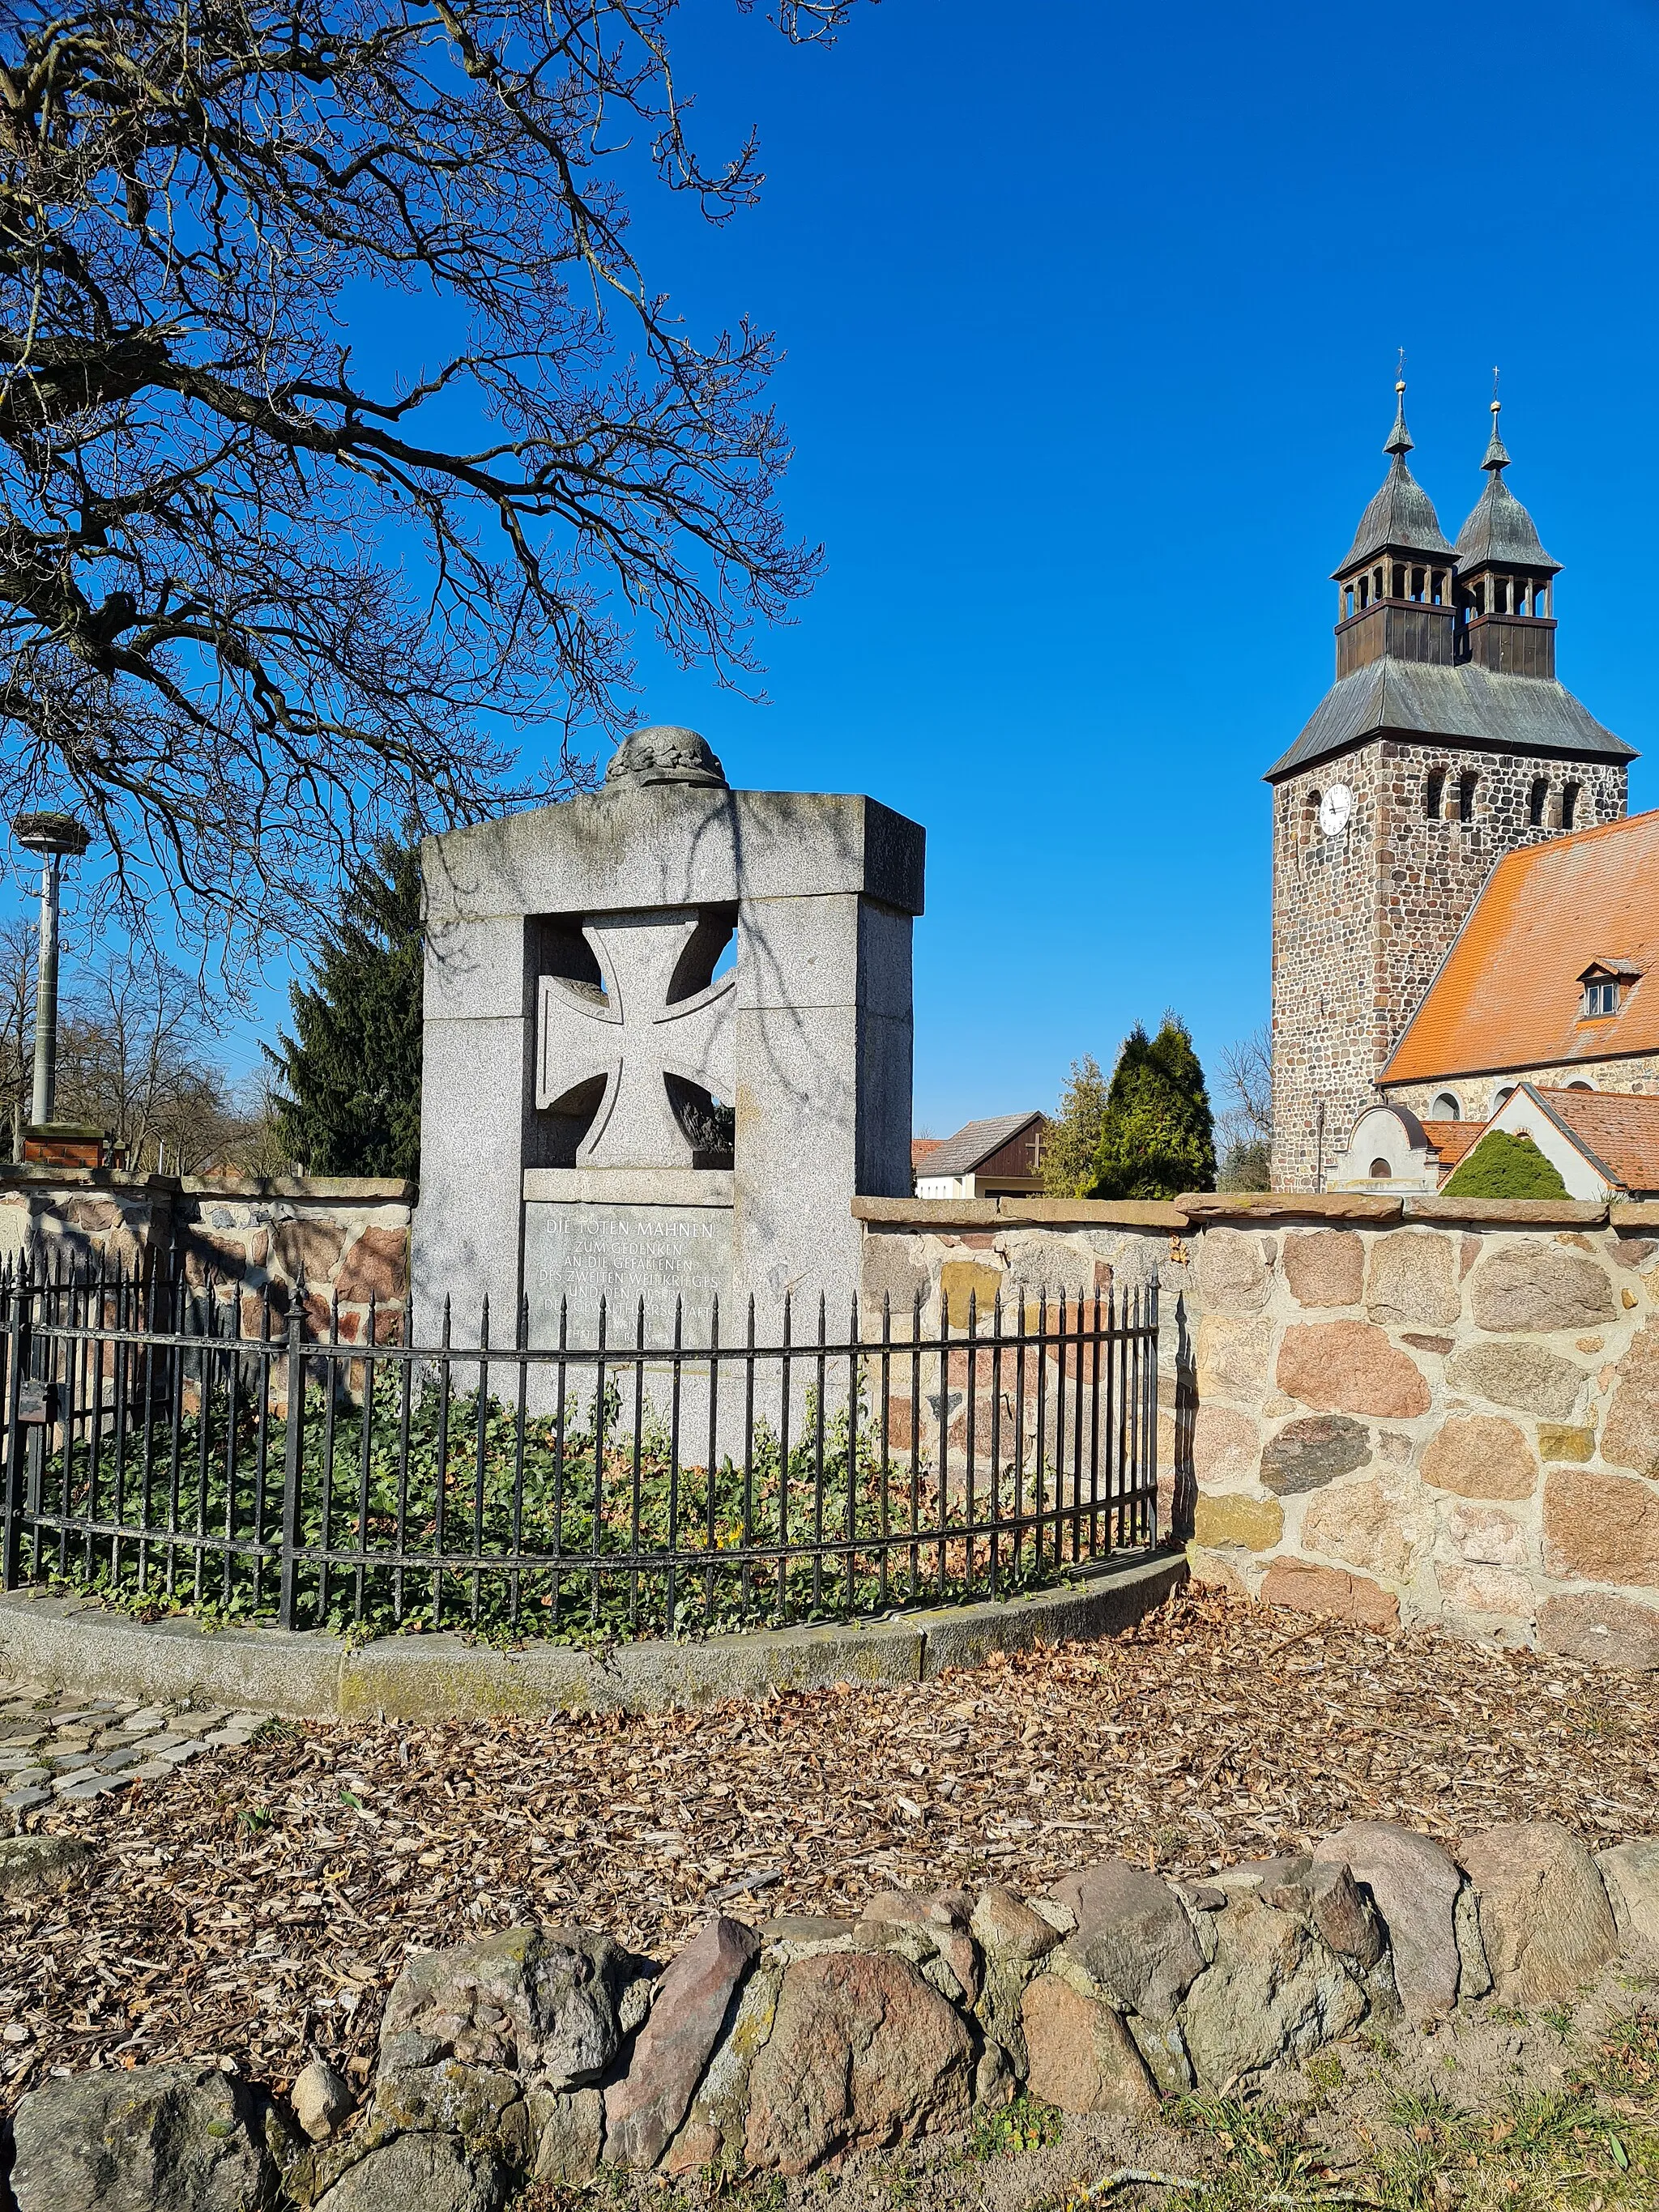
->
[1385,352,1413,458]
[1482,364,1511,475]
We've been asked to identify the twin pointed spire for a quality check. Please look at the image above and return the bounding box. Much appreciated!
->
[1335,364,1452,573]
[1456,367,1555,575]
[1337,363,1553,580]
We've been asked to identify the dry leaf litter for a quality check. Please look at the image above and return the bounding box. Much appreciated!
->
[3,1582,1656,2114]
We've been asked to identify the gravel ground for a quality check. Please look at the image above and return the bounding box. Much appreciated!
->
[3,1581,1657,2112]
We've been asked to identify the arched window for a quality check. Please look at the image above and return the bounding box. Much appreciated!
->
[1567,1080,1595,1092]
[1528,778,1548,829]
[1369,1158,1392,1180]
[1563,782,1580,830]
[1458,771,1478,823]
[1426,769,1447,820]
[1493,1085,1516,1111]
[1430,1091,1461,1120]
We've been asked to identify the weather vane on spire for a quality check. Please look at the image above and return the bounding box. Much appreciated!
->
[1385,350,1413,455]
[1483,367,1510,475]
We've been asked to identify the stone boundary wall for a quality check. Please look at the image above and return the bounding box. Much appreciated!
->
[0,1166,412,1340]
[856,1193,1659,1669]
[11,1813,1659,2201]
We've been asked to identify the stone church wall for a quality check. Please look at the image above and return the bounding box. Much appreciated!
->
[1384,1049,1659,1125]
[859,1193,1659,1670]
[1270,740,1628,1191]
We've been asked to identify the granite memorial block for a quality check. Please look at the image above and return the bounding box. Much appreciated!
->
[413,727,924,1345]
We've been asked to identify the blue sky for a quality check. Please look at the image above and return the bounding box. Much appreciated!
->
[42,0,1659,1132]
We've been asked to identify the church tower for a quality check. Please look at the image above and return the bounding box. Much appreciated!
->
[1267,381,1635,1191]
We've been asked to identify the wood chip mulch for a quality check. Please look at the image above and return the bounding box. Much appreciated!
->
[4,1583,1657,2111]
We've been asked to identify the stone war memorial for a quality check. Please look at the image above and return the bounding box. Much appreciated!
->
[413,725,926,1343]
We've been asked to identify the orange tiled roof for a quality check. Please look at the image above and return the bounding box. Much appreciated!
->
[1529,1087,1659,1193]
[1420,1119,1484,1166]
[1383,810,1659,1083]
[911,1137,943,1169]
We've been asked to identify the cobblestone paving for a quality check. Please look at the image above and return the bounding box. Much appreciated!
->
[0,1689,272,1813]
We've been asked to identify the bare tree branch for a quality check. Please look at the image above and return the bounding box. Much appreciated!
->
[0,0,864,953]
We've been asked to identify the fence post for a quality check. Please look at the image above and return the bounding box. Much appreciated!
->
[278,1297,306,1630]
[1,1272,28,1589]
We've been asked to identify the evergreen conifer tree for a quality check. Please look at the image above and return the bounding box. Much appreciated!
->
[1088,1014,1216,1201]
[267,837,423,1177]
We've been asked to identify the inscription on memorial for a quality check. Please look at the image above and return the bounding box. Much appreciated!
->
[523,1200,733,1336]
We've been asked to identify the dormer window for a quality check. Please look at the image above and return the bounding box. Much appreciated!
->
[1578,960,1641,1021]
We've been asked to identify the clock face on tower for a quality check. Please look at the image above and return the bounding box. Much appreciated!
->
[1319,784,1353,837]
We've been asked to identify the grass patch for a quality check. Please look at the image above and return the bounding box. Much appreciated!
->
[967,2093,1065,2160]
[1141,2068,1659,2210]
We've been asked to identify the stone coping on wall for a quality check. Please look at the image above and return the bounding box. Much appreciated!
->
[856,1191,1635,1231]
[1176,1191,1623,1226]
[852,1196,1189,1229]
[0,1554,1185,1721]
[0,1166,414,1203]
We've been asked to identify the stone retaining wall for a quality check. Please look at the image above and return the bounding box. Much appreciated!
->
[0,1167,413,1339]
[11,1813,1659,2202]
[856,1194,1659,1669]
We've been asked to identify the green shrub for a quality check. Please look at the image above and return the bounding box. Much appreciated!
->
[1088,1014,1216,1201]
[1441,1129,1567,1200]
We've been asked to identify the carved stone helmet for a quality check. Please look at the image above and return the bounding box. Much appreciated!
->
[603,724,728,791]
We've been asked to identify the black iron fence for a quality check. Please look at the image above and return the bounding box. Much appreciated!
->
[0,1259,1160,1642]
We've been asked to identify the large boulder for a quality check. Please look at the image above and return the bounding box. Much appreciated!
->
[1542,1468,1659,1588]
[1179,1891,1367,2087]
[1049,1860,1205,2022]
[1420,1416,1537,1502]
[1261,1415,1371,1494]
[1320,1822,1463,2014]
[1469,1238,1614,1334]
[1597,1839,1659,1958]
[1459,1821,1618,2004]
[664,1967,783,2176]
[377,1926,650,2092]
[1283,1230,1364,1310]
[368,2061,527,2161]
[10,2065,296,2212]
[1276,1323,1429,1419]
[313,2135,504,2212]
[603,1915,758,2169]
[1019,1974,1159,2118]
[855,1889,980,2005]
[528,2089,604,2184]
[1365,1231,1461,1329]
[1445,1341,1586,1421]
[970,1884,1064,1971]
[742,1950,973,2174]
[1539,1592,1659,1671]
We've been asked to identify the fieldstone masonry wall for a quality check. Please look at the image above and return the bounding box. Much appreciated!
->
[858,1192,1659,1670]
[1384,1048,1659,1124]
[14,1815,1659,2201]
[0,1168,412,1339]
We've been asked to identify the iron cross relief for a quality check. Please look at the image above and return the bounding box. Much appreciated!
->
[535,910,736,1169]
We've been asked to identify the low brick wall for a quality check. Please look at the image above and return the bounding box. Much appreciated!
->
[855,1193,1659,1669]
[0,1167,413,1338]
